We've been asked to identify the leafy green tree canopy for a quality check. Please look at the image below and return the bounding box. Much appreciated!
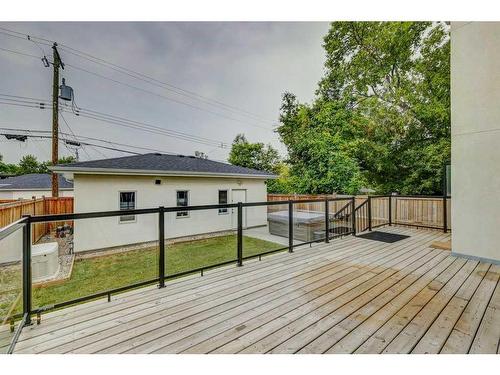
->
[278,21,450,195]
[0,154,77,176]
[228,134,280,173]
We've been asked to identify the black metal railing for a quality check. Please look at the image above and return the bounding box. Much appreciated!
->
[0,193,451,352]
[355,199,370,233]
[4,198,354,328]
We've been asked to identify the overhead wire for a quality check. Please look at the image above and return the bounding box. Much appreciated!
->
[64,62,274,132]
[0,127,176,157]
[0,94,229,148]
[0,132,140,155]
[58,46,275,125]
[61,100,228,147]
[59,112,93,160]
[0,26,277,130]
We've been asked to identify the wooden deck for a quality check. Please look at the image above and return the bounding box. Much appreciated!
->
[13,226,500,354]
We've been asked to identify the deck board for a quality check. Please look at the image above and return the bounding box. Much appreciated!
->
[12,226,500,354]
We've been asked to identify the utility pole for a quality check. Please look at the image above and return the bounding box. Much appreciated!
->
[51,42,64,197]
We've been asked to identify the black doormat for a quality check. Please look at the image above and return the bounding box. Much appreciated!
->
[357,231,410,243]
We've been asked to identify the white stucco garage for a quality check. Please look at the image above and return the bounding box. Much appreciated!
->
[51,153,276,253]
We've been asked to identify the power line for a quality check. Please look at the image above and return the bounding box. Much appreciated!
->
[60,100,229,147]
[0,26,275,124]
[1,42,270,134]
[0,100,47,109]
[1,131,141,155]
[59,112,93,160]
[0,127,175,156]
[59,102,228,148]
[0,127,229,162]
[0,93,50,102]
[59,46,276,125]
[0,26,277,130]
[64,62,275,132]
[0,94,229,148]
[0,46,43,60]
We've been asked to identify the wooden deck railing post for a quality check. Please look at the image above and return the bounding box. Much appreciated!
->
[158,207,165,288]
[22,215,32,325]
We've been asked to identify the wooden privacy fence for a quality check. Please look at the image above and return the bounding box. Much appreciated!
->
[267,193,342,213]
[390,196,451,230]
[0,197,74,242]
[267,194,451,231]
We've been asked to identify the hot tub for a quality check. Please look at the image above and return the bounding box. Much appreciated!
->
[268,210,327,242]
[32,242,59,282]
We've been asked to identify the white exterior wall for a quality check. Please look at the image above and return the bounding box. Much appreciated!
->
[451,22,500,262]
[0,189,73,200]
[73,174,268,252]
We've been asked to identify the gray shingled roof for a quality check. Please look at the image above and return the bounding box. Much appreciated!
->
[52,153,276,178]
[0,174,73,190]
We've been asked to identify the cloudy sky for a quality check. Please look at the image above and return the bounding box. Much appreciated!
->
[0,22,329,164]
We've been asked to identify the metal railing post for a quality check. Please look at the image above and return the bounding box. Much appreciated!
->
[288,200,294,253]
[351,197,356,236]
[443,196,448,233]
[22,215,32,326]
[443,163,448,233]
[324,199,330,243]
[394,196,398,225]
[368,196,372,231]
[237,202,243,266]
[158,207,165,288]
[388,195,392,226]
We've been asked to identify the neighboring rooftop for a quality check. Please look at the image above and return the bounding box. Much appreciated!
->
[51,153,277,178]
[0,173,73,191]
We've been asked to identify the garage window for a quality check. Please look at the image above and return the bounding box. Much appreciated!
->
[218,190,228,214]
[176,190,189,217]
[119,191,136,222]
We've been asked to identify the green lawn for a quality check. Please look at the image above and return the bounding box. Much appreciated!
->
[25,234,280,312]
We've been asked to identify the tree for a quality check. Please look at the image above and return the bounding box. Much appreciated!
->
[0,154,19,175]
[228,134,280,173]
[277,22,450,194]
[278,95,366,194]
[18,155,44,174]
[43,155,76,172]
[266,162,293,194]
[3,154,77,175]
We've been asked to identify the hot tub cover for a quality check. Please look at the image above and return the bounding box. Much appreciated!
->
[268,210,327,224]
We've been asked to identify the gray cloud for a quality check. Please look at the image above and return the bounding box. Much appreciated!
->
[0,22,329,163]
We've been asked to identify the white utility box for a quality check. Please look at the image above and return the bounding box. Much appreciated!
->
[32,242,59,282]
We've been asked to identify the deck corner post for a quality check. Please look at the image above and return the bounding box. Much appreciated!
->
[324,199,330,244]
[288,200,294,253]
[237,202,243,266]
[158,206,166,288]
[22,215,32,326]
